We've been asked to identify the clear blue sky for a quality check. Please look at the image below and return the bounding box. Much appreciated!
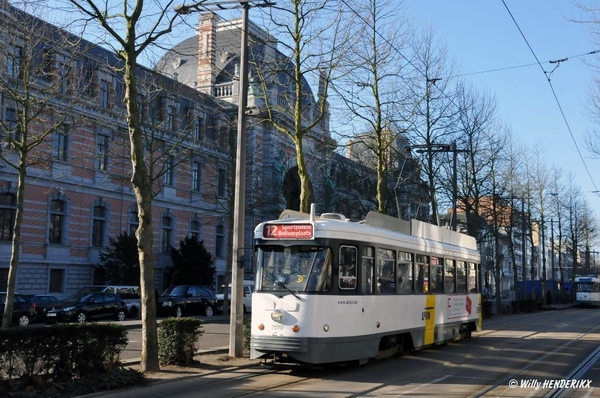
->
[404,0,600,219]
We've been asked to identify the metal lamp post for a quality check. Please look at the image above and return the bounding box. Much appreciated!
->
[411,141,465,231]
[175,0,273,357]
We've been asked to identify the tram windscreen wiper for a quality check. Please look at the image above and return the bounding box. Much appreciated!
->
[265,272,300,300]
[276,280,301,300]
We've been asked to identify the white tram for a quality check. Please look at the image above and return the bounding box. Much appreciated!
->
[574,276,600,307]
[250,206,482,365]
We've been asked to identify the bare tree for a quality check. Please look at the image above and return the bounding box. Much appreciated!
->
[0,2,89,328]
[333,0,411,214]
[253,0,346,213]
[572,1,600,160]
[562,174,588,301]
[525,143,553,303]
[550,169,567,300]
[59,0,183,372]
[405,27,460,225]
[452,82,498,237]
[480,125,516,311]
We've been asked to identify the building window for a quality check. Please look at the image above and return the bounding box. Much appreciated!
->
[164,155,174,186]
[190,220,201,240]
[0,193,16,241]
[53,124,69,161]
[84,63,97,97]
[49,199,66,244]
[194,117,203,140]
[215,224,224,258]
[7,44,22,78]
[100,79,111,108]
[49,269,64,294]
[137,93,145,119]
[92,205,106,248]
[0,268,7,290]
[96,134,110,170]
[42,49,55,83]
[161,216,172,252]
[4,107,21,143]
[129,210,138,236]
[167,105,176,130]
[217,168,226,197]
[57,62,69,93]
[219,125,228,149]
[192,161,201,192]
[205,116,216,141]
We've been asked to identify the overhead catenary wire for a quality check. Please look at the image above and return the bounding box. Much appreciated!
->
[501,0,599,194]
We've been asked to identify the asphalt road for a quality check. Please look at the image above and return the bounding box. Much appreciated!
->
[95,307,600,398]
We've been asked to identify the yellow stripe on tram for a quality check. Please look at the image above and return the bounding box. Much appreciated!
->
[424,294,436,345]
[477,293,483,332]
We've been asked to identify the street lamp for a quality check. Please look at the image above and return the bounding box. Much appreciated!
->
[410,141,466,231]
[175,0,274,358]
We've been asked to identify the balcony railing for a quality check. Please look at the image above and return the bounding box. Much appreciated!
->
[214,82,234,98]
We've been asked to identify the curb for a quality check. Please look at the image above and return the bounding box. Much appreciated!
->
[121,346,230,366]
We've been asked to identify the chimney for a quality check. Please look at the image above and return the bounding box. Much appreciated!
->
[196,12,219,95]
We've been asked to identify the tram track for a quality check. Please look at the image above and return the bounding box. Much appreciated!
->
[472,315,600,397]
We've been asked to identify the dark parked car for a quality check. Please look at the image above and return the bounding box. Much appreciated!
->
[23,294,59,322]
[45,292,127,324]
[158,285,216,318]
[76,285,140,318]
[0,292,37,327]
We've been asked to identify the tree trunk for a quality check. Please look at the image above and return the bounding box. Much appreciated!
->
[124,50,160,372]
[1,159,27,329]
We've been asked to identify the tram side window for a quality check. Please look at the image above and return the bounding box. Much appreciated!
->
[467,262,478,293]
[397,252,413,294]
[376,248,396,294]
[444,259,456,294]
[339,246,357,290]
[430,257,444,294]
[361,246,374,294]
[456,261,467,293]
[415,254,428,293]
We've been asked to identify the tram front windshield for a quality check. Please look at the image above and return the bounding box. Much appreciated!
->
[577,282,598,293]
[257,245,331,293]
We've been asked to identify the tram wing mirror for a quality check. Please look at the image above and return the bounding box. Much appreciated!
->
[236,247,249,268]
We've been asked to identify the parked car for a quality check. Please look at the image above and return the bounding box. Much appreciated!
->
[215,280,254,314]
[158,285,216,318]
[0,292,37,327]
[23,294,59,322]
[45,292,127,324]
[76,285,140,318]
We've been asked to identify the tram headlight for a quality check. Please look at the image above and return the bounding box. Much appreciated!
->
[271,309,284,323]
[323,324,329,332]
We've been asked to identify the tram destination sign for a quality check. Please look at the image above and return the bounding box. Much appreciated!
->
[263,223,314,239]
